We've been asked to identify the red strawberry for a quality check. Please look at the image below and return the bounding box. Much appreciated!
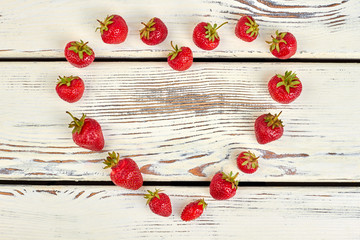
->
[266,30,297,59]
[96,15,128,44]
[64,40,95,68]
[268,71,302,104]
[140,17,168,45]
[237,151,259,174]
[103,151,143,190]
[193,22,227,50]
[209,171,239,200]
[144,189,172,217]
[235,16,259,42]
[56,76,85,103]
[254,112,284,144]
[66,111,104,151]
[181,199,207,221]
[167,41,193,71]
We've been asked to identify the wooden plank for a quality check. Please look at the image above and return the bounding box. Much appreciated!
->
[0,185,359,239]
[0,62,359,181]
[0,0,359,59]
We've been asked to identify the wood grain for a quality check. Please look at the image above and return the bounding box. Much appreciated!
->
[0,185,359,239]
[0,0,359,58]
[0,62,359,181]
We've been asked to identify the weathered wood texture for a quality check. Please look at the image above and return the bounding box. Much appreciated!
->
[0,0,359,58]
[0,62,359,181]
[0,186,359,239]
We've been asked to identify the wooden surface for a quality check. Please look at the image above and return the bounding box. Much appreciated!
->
[1,62,359,182]
[0,0,359,59]
[1,0,360,239]
[0,186,359,240]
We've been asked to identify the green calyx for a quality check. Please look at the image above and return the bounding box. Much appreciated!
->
[57,76,79,87]
[204,22,228,42]
[241,151,259,169]
[244,17,259,37]
[66,111,86,134]
[144,189,162,205]
[96,15,115,35]
[168,41,182,60]
[266,30,287,53]
[103,151,120,169]
[67,40,93,60]
[221,171,239,190]
[276,71,300,94]
[264,111,284,129]
[140,18,156,40]
[197,198,208,210]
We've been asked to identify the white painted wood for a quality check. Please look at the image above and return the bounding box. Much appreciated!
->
[0,185,359,239]
[0,0,359,58]
[0,62,359,181]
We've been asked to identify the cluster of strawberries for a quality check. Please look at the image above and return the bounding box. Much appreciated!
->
[55,15,302,221]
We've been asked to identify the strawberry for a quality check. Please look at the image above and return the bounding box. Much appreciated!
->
[66,111,104,151]
[96,15,128,44]
[56,76,84,103]
[237,151,259,174]
[103,151,143,190]
[181,199,207,221]
[193,22,227,50]
[268,71,302,104]
[235,16,259,42]
[144,189,172,217]
[140,17,168,45]
[254,112,284,144]
[167,41,193,71]
[266,30,297,59]
[209,171,239,200]
[64,40,95,68]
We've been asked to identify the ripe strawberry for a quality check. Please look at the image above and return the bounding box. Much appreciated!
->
[140,17,168,45]
[268,71,302,104]
[167,41,193,71]
[209,171,239,200]
[103,151,143,190]
[235,16,259,42]
[96,14,128,44]
[266,30,297,59]
[56,76,84,103]
[237,151,259,174]
[66,111,104,151]
[254,112,284,144]
[193,22,227,50]
[64,40,95,68]
[144,189,172,217]
[181,199,207,221]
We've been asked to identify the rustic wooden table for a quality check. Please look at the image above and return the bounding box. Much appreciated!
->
[1,0,360,239]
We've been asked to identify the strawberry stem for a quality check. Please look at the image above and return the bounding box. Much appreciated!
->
[241,151,259,169]
[276,71,300,94]
[221,171,239,189]
[103,151,120,169]
[96,15,114,34]
[264,111,284,129]
[197,199,207,210]
[57,76,79,87]
[66,111,86,134]
[140,18,156,40]
[266,30,288,53]
[168,41,182,60]
[204,22,228,42]
[144,189,162,205]
[244,17,259,37]
[67,40,93,60]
